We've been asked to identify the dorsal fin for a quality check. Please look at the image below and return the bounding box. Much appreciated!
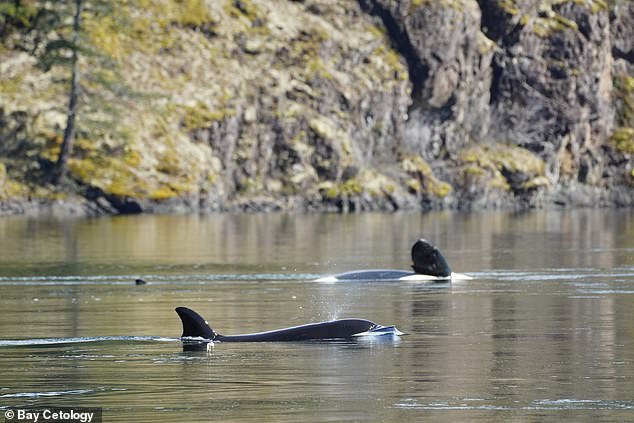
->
[175,307,217,340]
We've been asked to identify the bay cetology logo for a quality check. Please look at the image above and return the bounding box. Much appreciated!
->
[4,408,101,423]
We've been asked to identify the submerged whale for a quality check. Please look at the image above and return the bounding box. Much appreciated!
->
[175,307,404,343]
[315,238,471,282]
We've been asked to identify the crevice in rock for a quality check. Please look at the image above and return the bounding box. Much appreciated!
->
[357,0,428,108]
[613,46,634,64]
[477,0,523,47]
[477,0,505,42]
[489,54,504,105]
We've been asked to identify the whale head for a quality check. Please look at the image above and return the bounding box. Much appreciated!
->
[411,239,452,277]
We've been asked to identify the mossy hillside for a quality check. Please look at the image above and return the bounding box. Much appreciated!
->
[5,0,628,212]
[164,0,410,203]
[126,0,409,202]
[0,0,411,210]
[0,1,230,203]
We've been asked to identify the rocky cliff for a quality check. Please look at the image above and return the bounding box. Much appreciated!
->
[0,0,632,215]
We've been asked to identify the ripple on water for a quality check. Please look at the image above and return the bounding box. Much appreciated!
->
[393,398,634,411]
[0,389,98,399]
[0,273,320,285]
[0,336,178,347]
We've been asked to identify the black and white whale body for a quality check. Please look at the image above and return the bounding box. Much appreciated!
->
[175,307,404,343]
[315,238,471,282]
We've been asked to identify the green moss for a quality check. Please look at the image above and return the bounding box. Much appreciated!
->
[432,180,452,197]
[405,178,421,194]
[554,14,578,30]
[149,185,178,200]
[224,0,260,23]
[499,1,607,38]
[340,179,362,196]
[402,154,432,175]
[105,175,143,197]
[610,127,634,154]
[409,0,464,12]
[283,27,330,79]
[463,165,486,176]
[614,76,634,127]
[563,0,608,13]
[522,176,550,190]
[368,24,385,38]
[374,44,407,79]
[74,138,98,155]
[401,154,452,198]
[500,0,521,15]
[68,158,97,182]
[318,169,396,200]
[458,143,547,192]
[0,73,25,96]
[87,14,127,60]
[2,179,29,198]
[173,0,216,29]
[69,156,149,198]
[306,58,334,81]
[460,143,544,176]
[181,103,232,131]
[492,145,545,174]
[123,148,142,167]
[309,117,338,141]
[0,162,33,199]
[318,181,337,199]
[157,150,184,176]
[533,14,578,37]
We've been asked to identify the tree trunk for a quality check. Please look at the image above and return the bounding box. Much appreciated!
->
[51,0,82,185]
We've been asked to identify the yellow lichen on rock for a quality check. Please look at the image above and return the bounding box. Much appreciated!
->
[319,168,397,201]
[401,154,452,198]
[458,143,548,192]
[611,127,634,154]
[0,162,5,195]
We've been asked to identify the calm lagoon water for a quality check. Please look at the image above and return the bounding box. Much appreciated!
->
[0,210,633,421]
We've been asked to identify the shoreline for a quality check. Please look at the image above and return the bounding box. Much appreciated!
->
[2,184,633,218]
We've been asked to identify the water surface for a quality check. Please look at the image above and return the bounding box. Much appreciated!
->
[0,210,633,421]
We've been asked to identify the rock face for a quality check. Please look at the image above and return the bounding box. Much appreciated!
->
[0,0,632,215]
[361,0,494,159]
[362,0,633,209]
[483,1,614,189]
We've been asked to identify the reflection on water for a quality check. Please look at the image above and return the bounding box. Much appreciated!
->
[0,210,632,276]
[0,210,633,421]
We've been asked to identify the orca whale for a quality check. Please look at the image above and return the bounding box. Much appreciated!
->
[175,307,404,343]
[315,238,471,282]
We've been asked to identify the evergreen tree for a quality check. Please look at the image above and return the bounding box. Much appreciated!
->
[50,0,82,185]
[3,0,134,185]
